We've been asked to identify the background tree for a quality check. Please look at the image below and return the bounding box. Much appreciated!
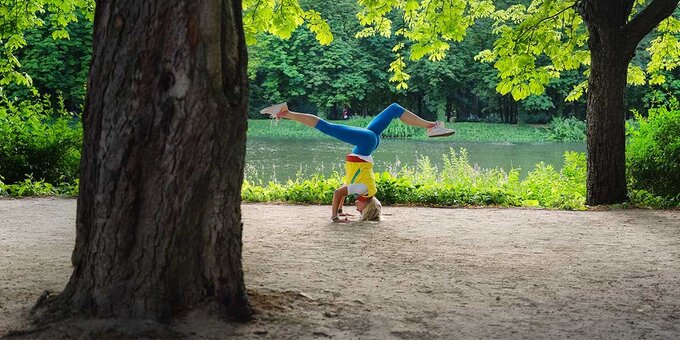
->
[40,0,252,321]
[356,0,679,205]
[474,1,679,204]
[576,1,679,204]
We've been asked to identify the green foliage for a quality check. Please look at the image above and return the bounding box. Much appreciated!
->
[626,105,680,199]
[247,0,678,125]
[0,93,82,184]
[626,189,679,209]
[355,0,495,90]
[0,0,93,86]
[6,14,92,112]
[546,116,586,142]
[478,3,680,101]
[646,15,680,85]
[243,148,589,210]
[519,151,586,209]
[0,175,77,197]
[243,173,343,203]
[248,0,398,116]
[242,0,333,45]
[248,118,548,142]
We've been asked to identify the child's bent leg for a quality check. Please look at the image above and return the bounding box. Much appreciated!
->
[316,120,377,155]
[365,103,407,136]
[366,103,436,136]
[280,109,377,155]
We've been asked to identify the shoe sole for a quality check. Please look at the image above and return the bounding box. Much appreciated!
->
[429,130,456,138]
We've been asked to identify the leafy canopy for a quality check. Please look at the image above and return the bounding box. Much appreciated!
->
[243,0,333,45]
[4,0,677,105]
[246,0,679,101]
[0,0,93,86]
[476,1,680,100]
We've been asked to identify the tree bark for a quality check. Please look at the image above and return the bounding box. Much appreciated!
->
[585,38,630,204]
[578,0,678,205]
[51,0,251,321]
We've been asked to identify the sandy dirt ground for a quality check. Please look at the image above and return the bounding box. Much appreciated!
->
[1,197,679,339]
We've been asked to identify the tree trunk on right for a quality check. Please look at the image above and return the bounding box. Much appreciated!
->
[584,33,630,205]
[578,0,679,205]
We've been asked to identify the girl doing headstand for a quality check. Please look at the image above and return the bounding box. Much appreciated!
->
[261,103,454,223]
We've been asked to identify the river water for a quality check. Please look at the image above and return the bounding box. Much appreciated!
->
[245,137,586,182]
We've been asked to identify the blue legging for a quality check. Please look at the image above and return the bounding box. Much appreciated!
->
[314,103,406,156]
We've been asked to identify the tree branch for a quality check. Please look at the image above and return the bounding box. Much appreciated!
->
[515,3,577,44]
[625,0,679,50]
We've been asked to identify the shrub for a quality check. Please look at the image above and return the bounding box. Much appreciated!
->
[242,148,589,210]
[519,112,552,124]
[546,116,586,142]
[626,106,680,199]
[0,94,82,184]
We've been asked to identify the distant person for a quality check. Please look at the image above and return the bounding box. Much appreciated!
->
[342,108,349,120]
[260,102,455,223]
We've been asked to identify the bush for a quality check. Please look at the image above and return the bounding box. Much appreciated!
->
[243,148,589,210]
[548,117,586,142]
[519,112,553,124]
[0,94,82,184]
[626,106,680,199]
[546,116,586,142]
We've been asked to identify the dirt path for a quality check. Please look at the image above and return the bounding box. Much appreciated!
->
[1,198,679,339]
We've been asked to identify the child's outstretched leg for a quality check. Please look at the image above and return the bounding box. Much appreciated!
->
[261,103,378,155]
[366,103,455,145]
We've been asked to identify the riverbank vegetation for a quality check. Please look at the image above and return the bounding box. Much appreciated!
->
[1,92,678,209]
[0,98,675,209]
[0,1,678,210]
[241,148,678,210]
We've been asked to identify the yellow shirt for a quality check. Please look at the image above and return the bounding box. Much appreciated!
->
[344,157,377,200]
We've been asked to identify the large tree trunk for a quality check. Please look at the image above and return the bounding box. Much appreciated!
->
[579,1,634,205]
[578,0,678,205]
[52,0,251,321]
[585,40,630,204]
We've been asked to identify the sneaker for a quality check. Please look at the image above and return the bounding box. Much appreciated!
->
[427,121,455,137]
[260,102,288,120]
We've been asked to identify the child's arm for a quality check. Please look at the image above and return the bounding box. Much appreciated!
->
[337,195,354,216]
[332,186,350,223]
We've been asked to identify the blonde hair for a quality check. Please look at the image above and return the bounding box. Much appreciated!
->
[359,197,382,222]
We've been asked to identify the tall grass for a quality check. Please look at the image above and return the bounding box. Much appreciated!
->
[248,118,549,142]
[243,148,589,209]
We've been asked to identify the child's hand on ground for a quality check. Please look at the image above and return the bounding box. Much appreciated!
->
[338,212,354,217]
[332,216,351,223]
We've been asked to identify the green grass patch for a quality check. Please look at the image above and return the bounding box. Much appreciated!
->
[248,118,549,142]
[0,176,78,197]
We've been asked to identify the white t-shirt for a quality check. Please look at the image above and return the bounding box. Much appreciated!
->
[347,183,368,196]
